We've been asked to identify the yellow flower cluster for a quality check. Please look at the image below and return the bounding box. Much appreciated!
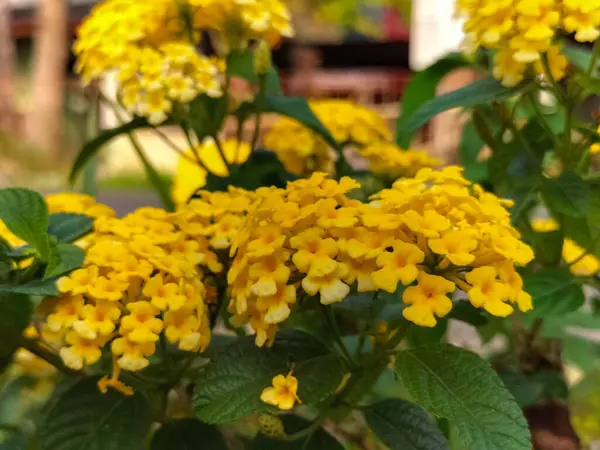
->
[532,218,600,275]
[0,193,115,248]
[264,100,393,176]
[172,139,252,204]
[456,0,595,86]
[47,207,219,394]
[74,0,292,124]
[358,143,440,179]
[228,169,534,346]
[371,167,534,325]
[174,186,255,252]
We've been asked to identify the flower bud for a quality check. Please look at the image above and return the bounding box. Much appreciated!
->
[257,413,286,438]
[254,40,272,75]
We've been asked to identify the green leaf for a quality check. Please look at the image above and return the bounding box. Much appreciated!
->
[530,230,564,266]
[40,377,151,450]
[0,188,50,262]
[397,77,521,149]
[263,95,340,151]
[365,399,450,450]
[406,319,448,347]
[396,53,470,147]
[227,50,282,94]
[564,336,599,373]
[150,419,227,450]
[564,45,600,73]
[70,116,149,184]
[448,301,488,327]
[573,73,600,95]
[47,214,94,244]
[188,95,228,142]
[541,171,590,217]
[395,343,530,450]
[523,268,585,316]
[203,150,297,192]
[0,278,58,297]
[193,330,345,424]
[0,293,32,372]
[44,244,85,279]
[498,372,545,408]
[251,415,344,450]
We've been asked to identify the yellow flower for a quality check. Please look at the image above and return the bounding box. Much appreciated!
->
[164,307,206,352]
[402,210,451,238]
[72,300,121,340]
[87,275,129,302]
[429,230,478,266]
[57,266,99,295]
[290,228,338,276]
[359,143,439,179]
[534,44,568,81]
[120,301,164,344]
[466,266,513,317]
[112,335,156,372]
[260,373,302,410]
[372,241,425,293]
[59,331,106,370]
[302,263,350,305]
[46,295,85,332]
[142,274,187,311]
[402,272,455,327]
[256,284,297,324]
[564,239,600,276]
[249,254,291,297]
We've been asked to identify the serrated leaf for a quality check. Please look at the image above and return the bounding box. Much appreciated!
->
[193,330,345,424]
[0,293,32,372]
[40,377,151,450]
[397,77,522,149]
[47,214,94,244]
[541,171,589,218]
[0,278,58,296]
[365,399,450,450]
[523,268,585,316]
[251,415,343,450]
[227,50,281,94]
[395,343,530,450]
[44,244,85,279]
[0,188,50,262]
[396,53,470,148]
[263,96,340,151]
[70,116,149,184]
[150,419,227,450]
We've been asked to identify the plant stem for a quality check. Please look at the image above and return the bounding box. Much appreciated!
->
[586,39,600,77]
[19,337,80,377]
[250,74,267,151]
[526,91,562,150]
[320,305,357,370]
[102,97,175,211]
[212,135,231,173]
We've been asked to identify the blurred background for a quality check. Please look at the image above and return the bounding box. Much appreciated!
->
[0,0,471,208]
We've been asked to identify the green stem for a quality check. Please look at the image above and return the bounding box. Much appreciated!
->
[212,135,231,173]
[540,53,566,102]
[526,91,562,151]
[250,74,267,151]
[103,98,175,211]
[129,133,175,211]
[320,305,357,370]
[19,337,81,377]
[586,39,600,77]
